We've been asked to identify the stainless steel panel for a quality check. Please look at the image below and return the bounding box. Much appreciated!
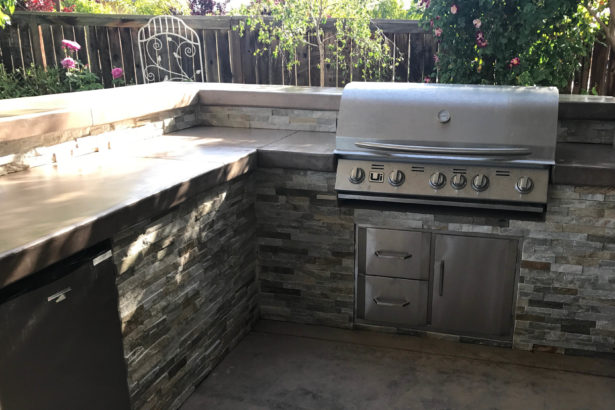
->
[430,234,518,337]
[336,159,550,205]
[336,82,559,165]
[360,275,428,326]
[365,228,430,280]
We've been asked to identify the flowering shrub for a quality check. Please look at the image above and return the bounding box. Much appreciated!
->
[421,1,596,89]
[58,38,103,91]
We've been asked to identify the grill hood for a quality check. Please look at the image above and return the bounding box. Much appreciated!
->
[336,82,559,166]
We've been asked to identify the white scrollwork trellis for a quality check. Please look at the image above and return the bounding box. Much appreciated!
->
[137,15,204,83]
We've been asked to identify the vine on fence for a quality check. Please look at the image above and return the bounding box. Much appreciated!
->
[237,0,400,86]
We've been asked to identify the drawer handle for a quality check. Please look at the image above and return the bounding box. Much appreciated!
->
[373,297,410,308]
[375,250,412,260]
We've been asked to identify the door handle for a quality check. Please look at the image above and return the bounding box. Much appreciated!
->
[375,250,412,260]
[47,287,72,303]
[373,297,410,308]
[438,260,445,296]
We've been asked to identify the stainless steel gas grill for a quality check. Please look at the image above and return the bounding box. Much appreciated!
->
[335,82,559,212]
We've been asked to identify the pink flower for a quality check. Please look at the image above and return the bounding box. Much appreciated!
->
[434,27,443,37]
[424,77,431,83]
[450,4,458,14]
[111,67,123,79]
[509,57,520,69]
[433,54,440,64]
[61,57,76,69]
[473,19,481,29]
[476,31,488,48]
[61,39,81,51]
[419,0,431,8]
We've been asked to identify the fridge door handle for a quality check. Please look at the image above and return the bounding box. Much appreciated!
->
[438,260,445,297]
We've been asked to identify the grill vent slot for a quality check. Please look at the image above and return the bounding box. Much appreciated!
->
[411,166,425,173]
[452,168,467,174]
[496,170,511,177]
[371,164,385,170]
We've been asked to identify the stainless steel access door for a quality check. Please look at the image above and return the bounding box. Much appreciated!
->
[431,234,518,337]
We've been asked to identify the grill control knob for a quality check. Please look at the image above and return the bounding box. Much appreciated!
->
[429,172,447,189]
[516,176,534,194]
[450,174,467,190]
[471,174,489,192]
[349,167,365,184]
[388,170,405,187]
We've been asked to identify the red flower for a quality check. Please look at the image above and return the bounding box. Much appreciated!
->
[509,57,521,69]
[476,31,488,48]
[424,77,431,83]
[111,67,124,79]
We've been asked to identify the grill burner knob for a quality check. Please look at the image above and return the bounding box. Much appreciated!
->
[450,174,467,190]
[516,176,534,194]
[429,172,447,189]
[471,174,490,192]
[388,170,405,187]
[349,167,365,184]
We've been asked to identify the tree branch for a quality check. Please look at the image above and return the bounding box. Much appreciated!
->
[586,1,615,49]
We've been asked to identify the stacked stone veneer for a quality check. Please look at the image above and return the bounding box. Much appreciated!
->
[112,175,257,410]
[255,168,615,356]
[199,106,337,132]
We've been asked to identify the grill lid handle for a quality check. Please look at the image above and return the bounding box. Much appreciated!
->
[354,142,531,156]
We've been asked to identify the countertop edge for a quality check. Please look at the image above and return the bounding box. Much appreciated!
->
[0,152,256,288]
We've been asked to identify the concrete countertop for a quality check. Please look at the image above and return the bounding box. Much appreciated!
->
[0,126,334,287]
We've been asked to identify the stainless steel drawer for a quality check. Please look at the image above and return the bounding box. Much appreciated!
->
[359,275,428,326]
[365,228,430,280]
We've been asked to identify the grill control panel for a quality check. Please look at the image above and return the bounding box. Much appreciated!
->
[336,159,549,206]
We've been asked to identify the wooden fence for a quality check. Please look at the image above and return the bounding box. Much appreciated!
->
[0,11,613,95]
[0,11,434,89]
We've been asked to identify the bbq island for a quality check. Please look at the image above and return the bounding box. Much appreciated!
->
[0,83,614,410]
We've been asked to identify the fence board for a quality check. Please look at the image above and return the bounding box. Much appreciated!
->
[73,26,87,64]
[51,25,64,67]
[95,26,113,87]
[309,34,319,86]
[118,27,135,85]
[18,25,34,69]
[607,51,615,96]
[28,24,45,68]
[203,30,219,82]
[0,25,17,71]
[422,34,435,80]
[296,39,310,86]
[107,27,124,81]
[217,30,232,83]
[590,42,610,94]
[228,28,243,83]
[269,39,283,85]
[129,28,144,84]
[256,38,269,84]
[324,28,336,87]
[395,33,409,82]
[240,28,257,84]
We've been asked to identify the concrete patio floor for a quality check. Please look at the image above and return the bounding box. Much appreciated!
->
[181,320,615,410]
